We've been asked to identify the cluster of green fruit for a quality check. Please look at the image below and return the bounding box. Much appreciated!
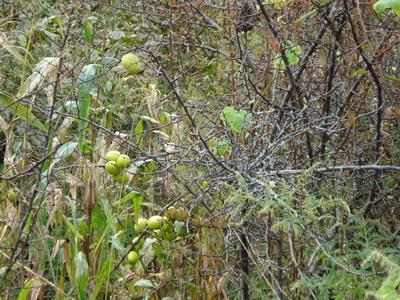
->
[127,206,189,265]
[121,53,145,75]
[104,150,131,184]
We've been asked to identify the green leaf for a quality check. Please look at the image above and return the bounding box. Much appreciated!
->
[0,92,47,132]
[17,278,34,300]
[83,16,97,44]
[273,44,302,70]
[220,106,252,133]
[75,252,89,300]
[89,255,112,300]
[77,64,102,151]
[375,272,400,300]
[373,0,400,13]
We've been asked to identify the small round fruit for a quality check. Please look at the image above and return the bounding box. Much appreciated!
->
[165,231,175,241]
[127,62,145,75]
[164,207,178,220]
[105,150,121,162]
[116,154,131,169]
[114,172,129,184]
[148,215,164,230]
[121,53,145,75]
[161,217,173,232]
[154,229,163,238]
[127,251,140,265]
[105,161,120,176]
[121,53,139,69]
[135,218,148,232]
[176,207,188,221]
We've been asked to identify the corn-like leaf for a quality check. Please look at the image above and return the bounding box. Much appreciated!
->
[16,278,34,300]
[74,252,89,300]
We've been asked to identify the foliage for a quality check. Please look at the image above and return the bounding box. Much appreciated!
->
[0,0,399,299]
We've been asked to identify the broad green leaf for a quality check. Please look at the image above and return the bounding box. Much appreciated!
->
[89,254,112,300]
[375,272,400,300]
[220,106,252,133]
[0,92,47,132]
[274,44,302,70]
[75,252,89,300]
[216,139,231,155]
[17,278,34,300]
[373,0,400,13]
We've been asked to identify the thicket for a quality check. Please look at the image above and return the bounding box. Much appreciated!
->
[0,0,399,299]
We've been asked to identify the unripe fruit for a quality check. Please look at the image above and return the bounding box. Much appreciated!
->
[165,231,175,241]
[127,251,140,264]
[154,229,163,238]
[122,53,139,67]
[121,53,145,75]
[164,207,178,220]
[135,218,148,232]
[114,172,129,184]
[116,154,131,169]
[148,215,164,230]
[105,150,121,162]
[127,62,145,75]
[105,161,120,176]
[161,217,173,232]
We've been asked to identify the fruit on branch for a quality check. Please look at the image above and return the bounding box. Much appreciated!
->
[105,161,120,176]
[114,172,129,184]
[135,217,148,232]
[105,150,121,162]
[165,231,175,241]
[164,206,178,220]
[127,251,140,264]
[121,53,145,75]
[161,217,173,231]
[116,154,131,169]
[148,215,164,230]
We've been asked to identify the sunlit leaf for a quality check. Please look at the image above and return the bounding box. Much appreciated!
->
[373,0,400,13]
[220,106,252,133]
